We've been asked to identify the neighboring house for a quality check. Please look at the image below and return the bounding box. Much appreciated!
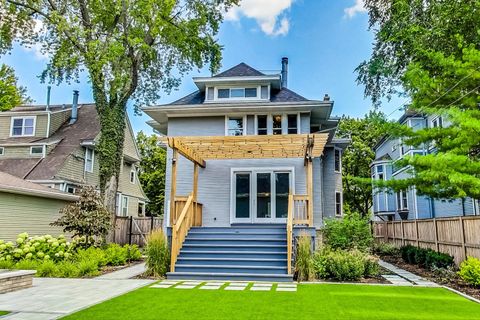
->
[371,110,480,221]
[0,171,78,241]
[0,91,147,218]
[142,58,348,281]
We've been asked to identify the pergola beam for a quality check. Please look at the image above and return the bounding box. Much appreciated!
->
[167,137,206,168]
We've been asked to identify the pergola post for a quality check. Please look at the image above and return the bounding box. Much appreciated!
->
[193,163,199,225]
[169,148,178,226]
[307,159,313,226]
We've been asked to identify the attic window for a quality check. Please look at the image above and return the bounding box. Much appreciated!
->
[216,87,259,100]
[30,146,44,155]
[0,147,4,156]
[11,117,35,137]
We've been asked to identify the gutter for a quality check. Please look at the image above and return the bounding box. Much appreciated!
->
[0,185,79,202]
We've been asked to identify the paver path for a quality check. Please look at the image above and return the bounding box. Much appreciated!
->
[95,262,146,280]
[379,259,439,287]
[150,280,297,292]
[0,264,153,320]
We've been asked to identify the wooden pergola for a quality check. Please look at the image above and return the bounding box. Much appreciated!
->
[164,134,329,272]
[165,134,329,222]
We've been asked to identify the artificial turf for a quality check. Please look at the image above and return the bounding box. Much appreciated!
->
[62,283,480,320]
[0,311,9,316]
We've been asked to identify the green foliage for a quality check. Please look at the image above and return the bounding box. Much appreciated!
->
[313,248,378,281]
[77,259,100,277]
[295,234,314,281]
[52,187,111,244]
[373,242,399,256]
[360,1,480,200]
[0,233,75,263]
[136,131,167,216]
[0,0,239,199]
[337,111,388,216]
[323,212,373,252]
[145,229,170,277]
[36,260,59,277]
[400,245,454,270]
[0,64,30,111]
[56,261,80,278]
[458,257,480,287]
[126,244,142,261]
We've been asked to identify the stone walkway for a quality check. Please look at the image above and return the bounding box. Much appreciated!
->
[0,263,153,320]
[379,260,439,287]
[150,280,297,292]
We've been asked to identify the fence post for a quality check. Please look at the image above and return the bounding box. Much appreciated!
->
[433,218,439,252]
[415,219,419,248]
[401,220,405,246]
[384,221,388,242]
[460,216,467,261]
[150,215,154,233]
[129,216,133,245]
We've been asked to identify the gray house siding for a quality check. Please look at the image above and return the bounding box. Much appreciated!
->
[164,115,335,228]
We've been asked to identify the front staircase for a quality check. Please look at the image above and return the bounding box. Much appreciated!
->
[167,225,293,282]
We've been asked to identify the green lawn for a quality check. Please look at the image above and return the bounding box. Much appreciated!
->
[0,311,9,316]
[62,283,480,320]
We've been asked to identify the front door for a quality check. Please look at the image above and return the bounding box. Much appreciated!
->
[232,168,293,224]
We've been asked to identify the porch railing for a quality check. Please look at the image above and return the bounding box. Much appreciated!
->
[170,193,202,272]
[286,194,311,275]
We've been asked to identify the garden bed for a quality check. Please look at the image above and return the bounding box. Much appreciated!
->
[381,254,480,300]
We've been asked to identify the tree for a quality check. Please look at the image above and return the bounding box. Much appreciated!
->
[336,111,388,217]
[51,186,111,245]
[0,64,30,111]
[0,0,238,212]
[360,1,480,199]
[136,131,166,216]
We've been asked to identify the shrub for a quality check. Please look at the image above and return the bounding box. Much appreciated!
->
[313,248,378,281]
[0,259,14,269]
[425,250,454,269]
[56,261,80,278]
[295,234,314,281]
[458,257,480,286]
[77,259,100,277]
[373,242,399,256]
[51,186,111,245]
[400,245,417,264]
[145,229,170,277]
[14,259,38,270]
[400,245,454,270]
[36,260,59,277]
[323,212,373,252]
[74,247,107,267]
[104,244,128,266]
[125,244,142,261]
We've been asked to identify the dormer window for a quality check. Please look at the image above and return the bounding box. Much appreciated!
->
[11,117,36,137]
[218,87,258,99]
[206,85,270,102]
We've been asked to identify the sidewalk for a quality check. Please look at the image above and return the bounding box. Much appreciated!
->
[0,264,153,320]
[379,260,439,287]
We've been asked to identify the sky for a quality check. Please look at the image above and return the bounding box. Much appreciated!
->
[1,0,405,135]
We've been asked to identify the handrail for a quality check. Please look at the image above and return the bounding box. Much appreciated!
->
[292,195,310,225]
[287,194,294,274]
[170,193,196,272]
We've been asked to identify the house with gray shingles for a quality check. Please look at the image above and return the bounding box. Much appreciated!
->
[371,110,480,221]
[142,58,349,281]
[0,92,147,220]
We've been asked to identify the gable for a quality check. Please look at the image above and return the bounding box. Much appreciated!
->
[214,63,265,78]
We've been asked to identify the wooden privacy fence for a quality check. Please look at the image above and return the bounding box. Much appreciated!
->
[114,216,163,247]
[373,216,480,265]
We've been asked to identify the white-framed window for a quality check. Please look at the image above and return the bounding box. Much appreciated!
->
[372,164,385,180]
[84,148,94,172]
[396,190,408,210]
[30,146,44,155]
[226,116,246,136]
[130,168,136,184]
[121,195,129,216]
[66,185,76,194]
[0,147,4,156]
[272,114,282,135]
[206,87,214,101]
[334,148,341,173]
[335,192,343,216]
[138,201,145,217]
[431,116,443,128]
[287,114,298,134]
[218,87,258,99]
[11,116,36,137]
[256,115,268,135]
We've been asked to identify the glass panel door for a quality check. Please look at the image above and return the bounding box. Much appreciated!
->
[235,173,251,220]
[275,172,290,218]
[256,172,272,219]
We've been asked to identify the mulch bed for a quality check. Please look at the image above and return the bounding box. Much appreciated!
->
[381,255,480,300]
[97,260,144,277]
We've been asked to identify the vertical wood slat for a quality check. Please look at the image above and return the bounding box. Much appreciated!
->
[373,216,480,265]
[169,149,178,226]
[306,160,313,226]
[287,194,293,275]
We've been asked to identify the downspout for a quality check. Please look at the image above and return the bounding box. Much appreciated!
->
[430,197,436,218]
[461,198,466,216]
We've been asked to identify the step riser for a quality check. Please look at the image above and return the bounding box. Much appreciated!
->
[167,273,292,282]
[189,228,286,234]
[176,259,286,267]
[182,245,286,252]
[179,252,287,259]
[184,240,286,246]
[175,266,287,275]
[187,233,287,240]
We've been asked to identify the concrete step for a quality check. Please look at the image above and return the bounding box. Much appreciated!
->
[179,250,287,259]
[174,264,288,275]
[183,238,286,246]
[189,227,286,234]
[176,257,287,267]
[167,271,293,282]
[181,244,287,252]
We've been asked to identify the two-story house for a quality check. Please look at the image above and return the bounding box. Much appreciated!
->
[142,58,348,281]
[0,91,148,220]
[371,110,479,221]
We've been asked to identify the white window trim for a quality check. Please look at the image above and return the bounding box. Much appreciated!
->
[396,190,409,210]
[430,116,442,128]
[334,147,342,173]
[213,85,270,102]
[225,115,247,136]
[121,195,129,216]
[130,168,136,184]
[84,148,94,173]
[0,147,4,156]
[10,116,36,137]
[30,145,44,156]
[335,191,343,216]
[254,113,300,135]
[138,200,146,216]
